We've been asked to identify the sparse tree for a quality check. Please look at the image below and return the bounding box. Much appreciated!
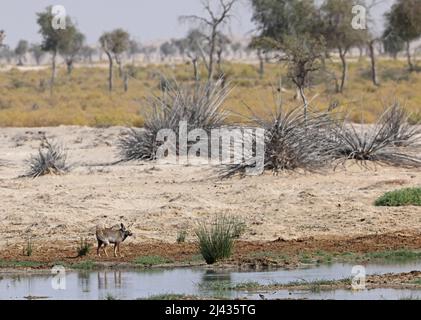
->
[79,45,96,64]
[384,0,421,72]
[59,30,85,75]
[37,6,77,93]
[320,0,368,92]
[180,0,239,81]
[382,27,404,60]
[184,29,207,81]
[0,45,13,64]
[0,30,5,47]
[215,32,231,75]
[364,0,385,87]
[140,45,157,63]
[99,29,130,91]
[230,42,242,59]
[30,43,45,65]
[250,0,324,115]
[173,38,188,60]
[14,40,28,66]
[128,40,142,64]
[160,40,177,61]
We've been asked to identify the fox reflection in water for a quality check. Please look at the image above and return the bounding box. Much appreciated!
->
[76,271,123,292]
[97,271,122,290]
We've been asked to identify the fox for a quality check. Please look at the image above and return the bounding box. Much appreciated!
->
[96,223,133,257]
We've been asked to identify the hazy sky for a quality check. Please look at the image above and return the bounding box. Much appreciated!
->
[0,0,394,47]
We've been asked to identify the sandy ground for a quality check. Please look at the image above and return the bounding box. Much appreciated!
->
[0,126,420,249]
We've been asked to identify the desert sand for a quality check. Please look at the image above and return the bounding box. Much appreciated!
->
[0,126,420,248]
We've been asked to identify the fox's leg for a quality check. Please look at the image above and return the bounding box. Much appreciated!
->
[97,241,103,257]
[103,244,109,257]
[113,244,118,257]
[117,243,122,257]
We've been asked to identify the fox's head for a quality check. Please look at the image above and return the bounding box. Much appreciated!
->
[120,223,133,240]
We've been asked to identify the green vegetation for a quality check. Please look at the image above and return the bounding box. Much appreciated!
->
[71,260,98,270]
[411,278,421,285]
[134,255,173,266]
[375,188,421,206]
[284,278,351,293]
[77,238,92,257]
[247,249,421,266]
[200,281,261,292]
[362,249,421,262]
[105,293,117,300]
[0,260,42,268]
[145,294,200,300]
[195,215,245,265]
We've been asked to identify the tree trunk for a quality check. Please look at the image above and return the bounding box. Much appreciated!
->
[406,41,414,72]
[50,50,57,95]
[118,62,123,78]
[123,72,129,92]
[106,51,113,92]
[339,49,348,93]
[66,59,74,75]
[207,28,217,82]
[115,55,123,78]
[257,49,264,79]
[368,41,379,86]
[192,58,199,83]
[358,46,364,61]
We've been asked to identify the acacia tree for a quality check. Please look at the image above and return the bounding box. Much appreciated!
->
[140,45,157,63]
[184,29,207,81]
[230,42,242,59]
[0,46,13,64]
[0,30,5,47]
[382,27,404,60]
[37,7,76,92]
[59,30,85,75]
[128,40,141,64]
[384,0,421,72]
[215,32,231,76]
[364,0,385,87]
[14,40,28,66]
[79,45,96,64]
[160,40,177,62]
[320,0,367,93]
[30,43,45,65]
[99,29,130,91]
[250,0,325,116]
[180,0,238,81]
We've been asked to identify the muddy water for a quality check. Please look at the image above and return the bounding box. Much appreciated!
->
[0,262,420,300]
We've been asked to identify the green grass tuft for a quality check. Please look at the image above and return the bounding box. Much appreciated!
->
[134,255,173,266]
[195,215,245,265]
[363,249,421,262]
[375,188,421,206]
[0,260,42,268]
[71,260,97,270]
